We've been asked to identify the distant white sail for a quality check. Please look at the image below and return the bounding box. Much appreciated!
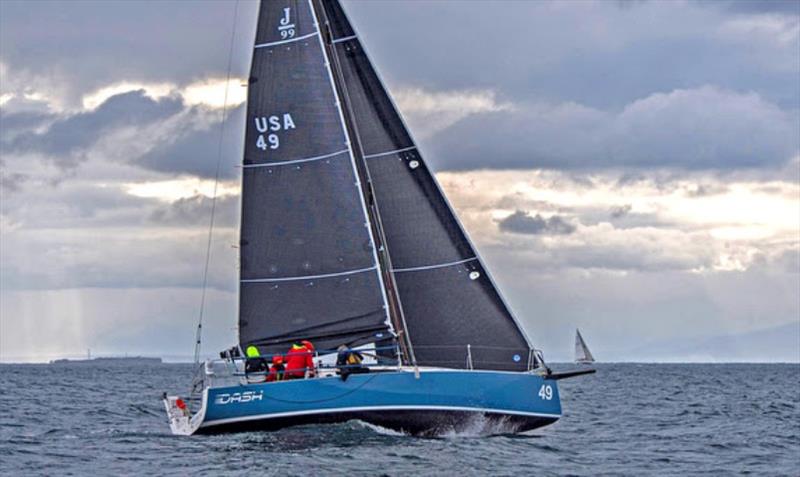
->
[574,329,595,364]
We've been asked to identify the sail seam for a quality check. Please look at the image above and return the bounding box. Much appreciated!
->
[332,34,357,44]
[392,257,478,273]
[242,149,349,168]
[254,31,319,49]
[363,146,417,159]
[241,266,377,283]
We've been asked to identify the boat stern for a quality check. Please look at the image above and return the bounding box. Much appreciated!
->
[162,393,204,436]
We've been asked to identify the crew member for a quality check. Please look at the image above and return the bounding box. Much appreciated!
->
[336,345,368,381]
[244,345,268,383]
[266,355,285,382]
[284,340,315,379]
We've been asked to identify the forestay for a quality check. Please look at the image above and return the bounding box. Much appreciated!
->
[238,0,395,355]
[319,0,533,371]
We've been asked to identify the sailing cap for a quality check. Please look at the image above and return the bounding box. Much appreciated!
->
[245,345,260,358]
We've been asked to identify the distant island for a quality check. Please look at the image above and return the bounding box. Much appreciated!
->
[49,356,162,365]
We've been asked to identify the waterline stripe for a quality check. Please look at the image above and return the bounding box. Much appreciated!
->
[241,266,377,283]
[242,149,349,169]
[332,35,357,44]
[392,257,478,273]
[363,146,417,159]
[254,31,318,49]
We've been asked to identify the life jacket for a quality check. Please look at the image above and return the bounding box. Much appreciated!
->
[266,363,285,382]
[346,352,363,365]
[284,343,314,378]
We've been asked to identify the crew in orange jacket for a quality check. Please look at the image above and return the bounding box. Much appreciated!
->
[284,340,315,379]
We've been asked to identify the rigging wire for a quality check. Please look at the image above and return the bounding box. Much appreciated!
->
[193,0,240,366]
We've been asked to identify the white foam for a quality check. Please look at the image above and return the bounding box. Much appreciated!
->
[439,414,523,438]
[352,420,409,437]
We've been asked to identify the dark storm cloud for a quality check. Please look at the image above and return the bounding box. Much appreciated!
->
[497,211,576,235]
[149,194,239,227]
[0,0,255,107]
[426,87,799,172]
[345,0,799,110]
[0,110,55,143]
[699,0,800,16]
[9,91,183,167]
[135,104,244,180]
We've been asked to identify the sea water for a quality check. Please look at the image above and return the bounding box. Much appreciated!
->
[1,363,798,476]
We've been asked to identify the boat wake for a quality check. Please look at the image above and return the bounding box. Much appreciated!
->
[437,414,525,438]
[353,414,526,438]
[352,420,409,437]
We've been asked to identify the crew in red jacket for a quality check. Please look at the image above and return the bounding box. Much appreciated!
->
[284,340,315,379]
[266,355,285,382]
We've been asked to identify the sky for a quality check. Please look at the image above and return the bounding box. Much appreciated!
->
[0,0,798,363]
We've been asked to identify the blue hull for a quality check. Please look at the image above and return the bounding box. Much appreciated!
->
[196,370,561,436]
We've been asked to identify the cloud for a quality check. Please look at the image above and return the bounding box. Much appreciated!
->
[394,88,512,138]
[702,0,800,17]
[427,86,799,172]
[133,104,244,179]
[438,169,799,274]
[8,90,183,168]
[0,1,252,110]
[609,204,632,218]
[497,211,577,235]
[148,194,239,227]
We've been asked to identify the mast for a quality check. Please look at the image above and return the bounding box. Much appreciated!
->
[310,0,416,367]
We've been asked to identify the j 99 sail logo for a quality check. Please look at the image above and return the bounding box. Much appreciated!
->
[278,7,296,39]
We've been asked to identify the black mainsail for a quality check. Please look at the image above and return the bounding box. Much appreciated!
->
[240,0,533,371]
[238,0,395,355]
[318,0,532,371]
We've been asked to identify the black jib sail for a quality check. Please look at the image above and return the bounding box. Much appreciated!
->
[317,0,533,371]
[238,0,396,355]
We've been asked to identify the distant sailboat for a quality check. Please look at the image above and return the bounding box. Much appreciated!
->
[575,329,595,364]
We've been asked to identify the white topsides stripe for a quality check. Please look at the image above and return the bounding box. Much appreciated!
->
[363,146,417,159]
[392,257,478,273]
[243,149,349,169]
[254,31,319,49]
[241,265,377,284]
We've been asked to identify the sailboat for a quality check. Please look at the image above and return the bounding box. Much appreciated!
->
[574,329,595,365]
[163,0,593,436]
